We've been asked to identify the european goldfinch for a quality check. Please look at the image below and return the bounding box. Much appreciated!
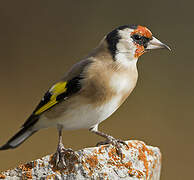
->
[0,25,170,167]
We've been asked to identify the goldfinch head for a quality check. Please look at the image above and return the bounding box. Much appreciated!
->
[106,25,170,60]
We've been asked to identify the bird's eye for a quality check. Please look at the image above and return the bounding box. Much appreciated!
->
[133,34,141,40]
[131,34,150,47]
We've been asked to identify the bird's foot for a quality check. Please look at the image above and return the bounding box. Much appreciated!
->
[97,136,128,158]
[52,142,66,169]
[52,143,79,169]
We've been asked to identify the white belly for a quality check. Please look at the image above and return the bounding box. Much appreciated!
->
[54,95,122,130]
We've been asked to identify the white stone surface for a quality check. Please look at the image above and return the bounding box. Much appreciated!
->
[0,140,161,179]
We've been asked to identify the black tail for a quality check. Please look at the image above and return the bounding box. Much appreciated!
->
[0,127,37,150]
[0,114,39,150]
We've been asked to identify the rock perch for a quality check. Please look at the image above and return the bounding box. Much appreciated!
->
[0,140,161,179]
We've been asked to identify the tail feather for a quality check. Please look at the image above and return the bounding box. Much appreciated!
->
[0,127,37,150]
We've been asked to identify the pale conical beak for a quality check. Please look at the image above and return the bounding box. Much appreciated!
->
[146,37,171,51]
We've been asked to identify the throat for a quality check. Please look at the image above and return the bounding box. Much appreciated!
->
[114,52,138,68]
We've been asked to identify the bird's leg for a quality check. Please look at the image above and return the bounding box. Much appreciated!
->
[52,125,79,169]
[53,125,66,168]
[89,125,128,158]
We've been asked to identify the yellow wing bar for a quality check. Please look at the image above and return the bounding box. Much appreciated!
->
[34,81,67,115]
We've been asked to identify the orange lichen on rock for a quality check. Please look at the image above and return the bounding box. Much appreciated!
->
[107,147,134,172]
[136,170,144,178]
[108,147,120,162]
[0,174,6,179]
[0,140,161,179]
[141,143,154,156]
[98,146,105,154]
[18,163,33,179]
[82,160,91,175]
[128,168,145,178]
[152,159,158,169]
[18,163,32,171]
[46,174,56,180]
[124,161,132,169]
[128,168,135,177]
[85,154,98,169]
[128,142,135,149]
[138,146,149,179]
[84,154,99,176]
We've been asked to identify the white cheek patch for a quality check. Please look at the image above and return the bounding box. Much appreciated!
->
[115,28,138,66]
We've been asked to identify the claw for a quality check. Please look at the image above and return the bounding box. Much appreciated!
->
[90,127,128,159]
[96,136,128,159]
[96,140,109,146]
[51,142,79,169]
[117,139,129,148]
[52,143,66,168]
